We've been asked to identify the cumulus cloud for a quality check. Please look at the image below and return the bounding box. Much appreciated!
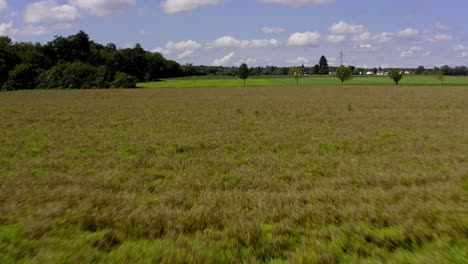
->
[352,32,371,42]
[258,0,335,6]
[0,0,7,11]
[162,0,220,14]
[372,32,394,43]
[24,0,80,24]
[235,58,257,66]
[210,36,280,48]
[287,31,320,46]
[329,21,366,35]
[327,34,345,43]
[359,43,373,49]
[71,0,135,16]
[454,44,468,57]
[397,28,419,38]
[153,40,203,58]
[0,21,13,35]
[435,22,451,31]
[0,21,51,37]
[400,46,430,57]
[286,56,309,65]
[211,51,235,66]
[261,27,286,34]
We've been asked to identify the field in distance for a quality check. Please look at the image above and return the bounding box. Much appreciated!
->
[0,86,467,263]
[139,75,468,88]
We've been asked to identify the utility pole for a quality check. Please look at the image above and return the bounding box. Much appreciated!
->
[339,50,344,66]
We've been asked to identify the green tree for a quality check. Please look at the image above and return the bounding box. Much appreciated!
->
[313,64,319,75]
[319,56,329,75]
[436,71,444,86]
[388,69,404,85]
[415,66,425,75]
[5,64,37,90]
[336,65,353,84]
[111,72,137,88]
[238,63,249,87]
[289,67,301,86]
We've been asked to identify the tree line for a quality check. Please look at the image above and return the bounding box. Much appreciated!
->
[0,31,186,91]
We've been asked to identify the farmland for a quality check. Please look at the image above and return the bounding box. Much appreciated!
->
[139,75,468,88]
[0,86,467,263]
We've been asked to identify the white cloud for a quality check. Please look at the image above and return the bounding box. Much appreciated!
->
[359,43,373,49]
[15,25,51,36]
[461,52,468,57]
[454,44,466,52]
[352,32,371,42]
[154,40,203,57]
[71,0,135,16]
[397,28,419,38]
[435,22,451,31]
[373,32,394,43]
[433,34,453,41]
[0,21,13,35]
[211,51,235,66]
[286,56,309,65]
[261,27,286,34]
[258,0,335,6]
[422,34,454,43]
[329,21,366,34]
[210,36,279,48]
[166,40,203,50]
[235,58,257,66]
[162,0,220,14]
[0,21,51,37]
[0,0,7,11]
[177,50,194,59]
[327,34,345,43]
[400,46,430,57]
[24,0,80,24]
[287,31,320,46]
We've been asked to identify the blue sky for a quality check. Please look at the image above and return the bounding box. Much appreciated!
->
[1,0,467,68]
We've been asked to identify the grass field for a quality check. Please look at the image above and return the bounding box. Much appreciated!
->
[0,86,467,263]
[139,75,468,88]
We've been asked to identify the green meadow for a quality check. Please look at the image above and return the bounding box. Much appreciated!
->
[139,75,468,88]
[1,86,467,263]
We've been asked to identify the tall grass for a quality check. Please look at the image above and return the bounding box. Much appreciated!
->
[0,86,467,263]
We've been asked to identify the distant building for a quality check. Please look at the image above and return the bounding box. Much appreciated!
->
[376,71,386,76]
[366,71,374,75]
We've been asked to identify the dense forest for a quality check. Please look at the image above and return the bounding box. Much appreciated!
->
[1,31,468,91]
[0,31,185,90]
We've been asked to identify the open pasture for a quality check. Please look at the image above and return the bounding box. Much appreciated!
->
[139,75,468,88]
[0,86,467,263]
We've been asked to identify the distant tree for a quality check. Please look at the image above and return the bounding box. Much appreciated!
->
[111,72,137,88]
[388,69,404,85]
[415,66,426,75]
[5,64,37,90]
[348,65,356,73]
[289,67,302,86]
[313,64,320,75]
[319,56,329,75]
[373,67,378,75]
[238,63,249,87]
[336,65,353,84]
[62,62,97,88]
[436,70,445,86]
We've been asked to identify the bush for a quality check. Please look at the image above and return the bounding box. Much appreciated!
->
[37,63,68,89]
[111,72,137,88]
[5,63,37,90]
[62,62,98,89]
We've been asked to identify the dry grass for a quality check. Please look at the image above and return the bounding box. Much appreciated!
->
[0,86,467,263]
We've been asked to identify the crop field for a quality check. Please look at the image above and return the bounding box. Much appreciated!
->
[0,86,467,263]
[139,75,468,88]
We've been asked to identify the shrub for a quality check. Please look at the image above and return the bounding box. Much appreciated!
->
[36,63,68,89]
[62,62,98,89]
[5,63,37,90]
[111,72,137,88]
